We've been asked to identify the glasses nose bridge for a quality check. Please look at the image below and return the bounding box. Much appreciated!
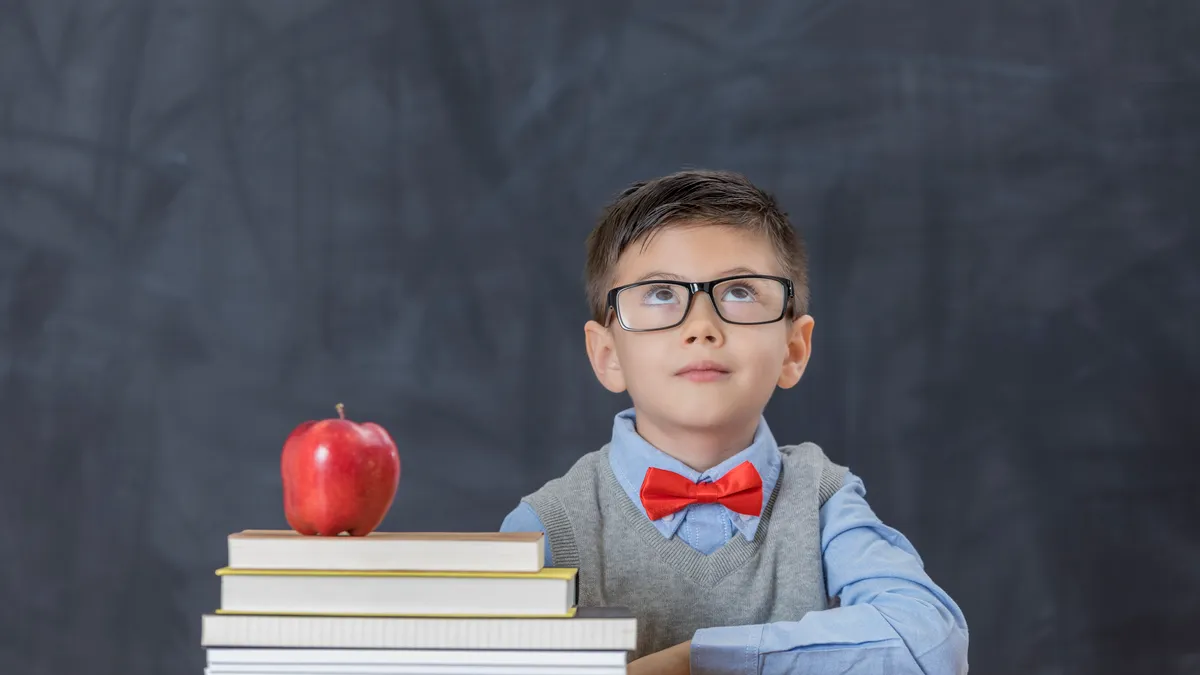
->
[682,280,721,319]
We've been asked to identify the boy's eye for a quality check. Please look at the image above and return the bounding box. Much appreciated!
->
[643,285,682,305]
[721,284,758,302]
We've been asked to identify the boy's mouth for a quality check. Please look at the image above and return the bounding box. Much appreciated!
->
[675,360,731,382]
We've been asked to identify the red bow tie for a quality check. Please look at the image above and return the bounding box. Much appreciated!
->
[638,461,764,521]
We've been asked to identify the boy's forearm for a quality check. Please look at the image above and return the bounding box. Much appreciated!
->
[627,639,692,675]
[690,593,968,674]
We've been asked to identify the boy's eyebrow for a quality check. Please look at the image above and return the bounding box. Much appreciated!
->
[635,270,686,282]
[634,266,761,282]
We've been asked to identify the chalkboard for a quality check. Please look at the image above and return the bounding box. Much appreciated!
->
[1,2,1198,674]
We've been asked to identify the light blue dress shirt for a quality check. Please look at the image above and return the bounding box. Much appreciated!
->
[500,409,969,674]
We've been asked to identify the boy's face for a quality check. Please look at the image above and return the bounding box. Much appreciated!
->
[584,223,814,438]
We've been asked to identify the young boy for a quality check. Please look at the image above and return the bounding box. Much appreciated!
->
[500,170,969,675]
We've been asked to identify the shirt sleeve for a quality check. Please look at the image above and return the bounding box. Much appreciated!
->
[690,471,969,675]
[499,501,555,567]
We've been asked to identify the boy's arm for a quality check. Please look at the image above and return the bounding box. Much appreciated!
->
[499,502,555,566]
[690,472,969,675]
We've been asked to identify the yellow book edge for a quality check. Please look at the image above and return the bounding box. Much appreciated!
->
[213,607,578,619]
[214,566,577,579]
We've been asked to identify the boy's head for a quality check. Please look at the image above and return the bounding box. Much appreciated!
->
[583,170,815,449]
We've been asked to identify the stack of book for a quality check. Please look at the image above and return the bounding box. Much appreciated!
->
[200,530,636,674]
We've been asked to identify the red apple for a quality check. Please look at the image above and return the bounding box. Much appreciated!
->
[281,403,401,536]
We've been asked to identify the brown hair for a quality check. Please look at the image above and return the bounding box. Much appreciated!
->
[584,169,809,323]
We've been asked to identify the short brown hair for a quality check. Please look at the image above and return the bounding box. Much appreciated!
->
[584,169,809,323]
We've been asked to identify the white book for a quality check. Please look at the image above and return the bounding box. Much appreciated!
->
[204,648,629,674]
[204,643,628,667]
[200,608,637,650]
[216,567,576,617]
[227,530,545,572]
[206,643,628,662]
[204,662,628,667]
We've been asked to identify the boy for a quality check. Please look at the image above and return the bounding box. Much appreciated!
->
[500,170,969,675]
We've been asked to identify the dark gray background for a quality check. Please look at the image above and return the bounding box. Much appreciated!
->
[2,1,1198,674]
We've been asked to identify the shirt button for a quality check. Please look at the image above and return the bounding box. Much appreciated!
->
[663,513,675,522]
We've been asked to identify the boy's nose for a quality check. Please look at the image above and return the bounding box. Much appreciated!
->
[681,294,724,344]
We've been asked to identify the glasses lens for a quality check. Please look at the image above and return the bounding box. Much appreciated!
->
[616,282,690,330]
[712,277,787,324]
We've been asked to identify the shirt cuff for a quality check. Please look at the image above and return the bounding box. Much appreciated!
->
[690,623,764,675]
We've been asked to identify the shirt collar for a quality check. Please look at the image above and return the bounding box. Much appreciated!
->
[607,407,782,542]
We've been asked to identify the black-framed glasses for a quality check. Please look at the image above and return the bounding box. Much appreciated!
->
[605,274,794,332]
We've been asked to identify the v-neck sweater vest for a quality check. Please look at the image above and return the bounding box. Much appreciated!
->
[522,442,846,659]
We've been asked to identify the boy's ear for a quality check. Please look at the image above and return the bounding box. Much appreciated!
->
[584,319,627,393]
[777,314,815,389]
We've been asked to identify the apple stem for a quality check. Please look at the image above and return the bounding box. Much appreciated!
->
[335,403,345,420]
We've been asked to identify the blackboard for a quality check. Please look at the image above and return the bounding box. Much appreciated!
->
[2,2,1198,674]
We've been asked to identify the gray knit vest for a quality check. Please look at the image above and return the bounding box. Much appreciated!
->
[522,443,847,660]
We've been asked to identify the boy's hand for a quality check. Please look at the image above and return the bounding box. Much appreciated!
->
[627,639,691,675]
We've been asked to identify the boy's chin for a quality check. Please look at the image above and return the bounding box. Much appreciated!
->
[649,404,758,434]
[632,381,769,430]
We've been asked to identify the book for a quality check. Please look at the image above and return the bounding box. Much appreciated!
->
[226,530,545,572]
[199,607,637,650]
[202,658,624,667]
[206,647,629,672]
[215,566,578,617]
[204,665,625,674]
